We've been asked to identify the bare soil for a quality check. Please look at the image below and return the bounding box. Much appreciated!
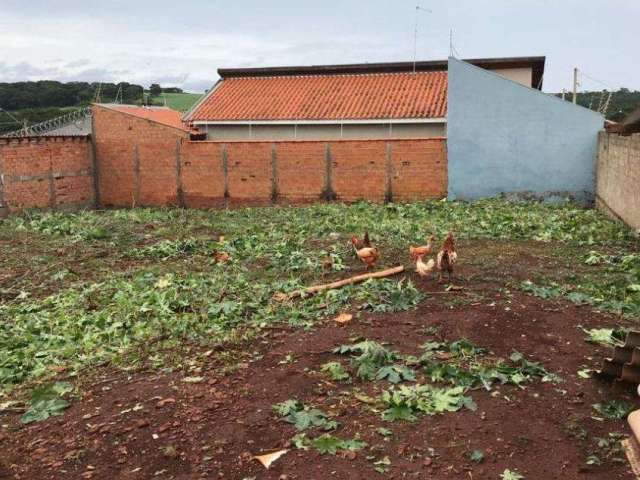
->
[2,270,637,480]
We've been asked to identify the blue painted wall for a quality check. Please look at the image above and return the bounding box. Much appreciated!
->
[447,58,603,203]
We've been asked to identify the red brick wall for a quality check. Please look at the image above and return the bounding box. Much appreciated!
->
[0,121,446,216]
[224,142,273,206]
[176,138,447,206]
[0,136,93,214]
[390,139,447,201]
[276,142,327,203]
[330,141,388,202]
[180,142,225,208]
[92,105,188,207]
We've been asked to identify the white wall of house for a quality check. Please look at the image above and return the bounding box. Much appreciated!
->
[198,122,446,141]
[491,67,533,87]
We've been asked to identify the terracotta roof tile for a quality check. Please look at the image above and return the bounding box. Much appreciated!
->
[107,105,187,130]
[188,72,447,121]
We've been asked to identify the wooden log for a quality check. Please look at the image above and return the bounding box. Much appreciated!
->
[274,265,405,301]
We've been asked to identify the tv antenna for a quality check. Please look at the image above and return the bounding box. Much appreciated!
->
[413,4,432,73]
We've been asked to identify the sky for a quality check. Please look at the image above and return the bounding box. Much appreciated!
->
[0,0,638,93]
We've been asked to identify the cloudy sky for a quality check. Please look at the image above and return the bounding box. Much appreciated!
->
[0,0,637,93]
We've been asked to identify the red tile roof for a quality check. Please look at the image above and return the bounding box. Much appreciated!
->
[107,105,188,130]
[187,71,447,122]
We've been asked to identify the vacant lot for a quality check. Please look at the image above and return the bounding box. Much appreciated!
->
[1,200,639,479]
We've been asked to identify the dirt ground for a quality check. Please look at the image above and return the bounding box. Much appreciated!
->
[2,269,637,480]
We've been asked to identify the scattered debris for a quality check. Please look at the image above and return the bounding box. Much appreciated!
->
[334,313,353,324]
[274,266,405,301]
[253,449,289,469]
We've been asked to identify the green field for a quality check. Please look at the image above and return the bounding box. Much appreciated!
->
[155,92,203,112]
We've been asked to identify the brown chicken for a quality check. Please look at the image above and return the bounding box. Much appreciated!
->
[436,231,457,283]
[409,235,436,260]
[415,254,436,279]
[351,231,380,269]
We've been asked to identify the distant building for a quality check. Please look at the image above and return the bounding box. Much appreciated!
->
[184,56,545,141]
[606,106,640,134]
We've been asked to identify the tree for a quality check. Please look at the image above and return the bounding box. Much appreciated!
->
[149,84,162,97]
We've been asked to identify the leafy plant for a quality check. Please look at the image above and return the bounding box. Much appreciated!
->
[373,456,391,473]
[593,400,633,420]
[333,340,398,380]
[592,432,626,464]
[500,469,524,480]
[469,449,485,463]
[295,434,366,455]
[380,384,474,422]
[375,365,416,384]
[21,381,72,424]
[420,341,556,390]
[321,362,351,382]
[273,400,338,431]
[582,328,626,347]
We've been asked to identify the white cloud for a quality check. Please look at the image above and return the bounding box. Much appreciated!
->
[0,11,401,92]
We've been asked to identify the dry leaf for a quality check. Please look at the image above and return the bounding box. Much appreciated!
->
[214,251,230,263]
[445,284,464,291]
[253,449,289,469]
[218,235,225,242]
[334,313,353,324]
[272,292,289,302]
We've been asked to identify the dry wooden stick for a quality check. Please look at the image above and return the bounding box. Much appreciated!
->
[274,265,405,301]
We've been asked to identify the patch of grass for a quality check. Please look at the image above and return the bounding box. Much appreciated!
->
[155,92,203,112]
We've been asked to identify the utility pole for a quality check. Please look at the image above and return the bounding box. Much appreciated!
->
[572,67,579,104]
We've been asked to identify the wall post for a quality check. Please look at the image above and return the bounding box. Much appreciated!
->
[133,143,140,207]
[221,144,229,205]
[271,143,279,203]
[89,115,101,208]
[175,139,184,207]
[385,142,394,203]
[322,143,337,200]
[47,144,56,209]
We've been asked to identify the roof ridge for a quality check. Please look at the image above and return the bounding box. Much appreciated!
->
[224,71,447,81]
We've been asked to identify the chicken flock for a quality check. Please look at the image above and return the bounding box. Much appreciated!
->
[351,231,457,283]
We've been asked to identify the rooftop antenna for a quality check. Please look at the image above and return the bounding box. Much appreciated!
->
[413,4,432,73]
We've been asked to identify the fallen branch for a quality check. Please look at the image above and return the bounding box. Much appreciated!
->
[274,265,405,301]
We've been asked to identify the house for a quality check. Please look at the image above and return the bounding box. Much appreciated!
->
[184,56,545,141]
[606,106,640,134]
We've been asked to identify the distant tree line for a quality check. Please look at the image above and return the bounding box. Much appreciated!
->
[555,88,640,122]
[0,81,144,111]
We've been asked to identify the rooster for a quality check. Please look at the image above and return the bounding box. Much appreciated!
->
[415,254,436,279]
[436,232,457,283]
[409,235,436,261]
[351,231,380,270]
